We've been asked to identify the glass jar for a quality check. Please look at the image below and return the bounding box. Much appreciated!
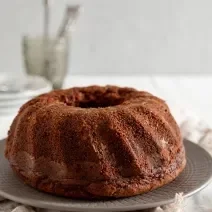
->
[22,35,70,89]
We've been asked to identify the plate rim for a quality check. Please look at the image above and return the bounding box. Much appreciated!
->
[0,139,212,211]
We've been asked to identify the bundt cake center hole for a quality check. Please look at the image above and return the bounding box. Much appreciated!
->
[77,98,124,108]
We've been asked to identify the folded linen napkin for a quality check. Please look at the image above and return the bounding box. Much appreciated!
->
[0,107,212,212]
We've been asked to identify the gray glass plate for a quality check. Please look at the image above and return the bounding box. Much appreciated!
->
[0,139,211,211]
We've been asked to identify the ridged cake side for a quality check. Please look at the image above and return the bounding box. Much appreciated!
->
[5,86,186,199]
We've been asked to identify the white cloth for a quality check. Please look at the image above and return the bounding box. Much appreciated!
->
[0,107,212,212]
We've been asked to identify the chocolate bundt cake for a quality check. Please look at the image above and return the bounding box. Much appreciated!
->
[5,85,186,199]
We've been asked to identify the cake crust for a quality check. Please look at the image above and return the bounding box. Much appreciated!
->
[11,154,186,199]
[5,85,186,199]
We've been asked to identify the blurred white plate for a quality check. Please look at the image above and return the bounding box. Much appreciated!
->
[0,99,30,108]
[0,107,20,116]
[0,75,52,100]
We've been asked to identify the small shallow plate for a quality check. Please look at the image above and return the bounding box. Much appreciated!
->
[0,75,52,100]
[0,99,29,108]
[0,139,211,212]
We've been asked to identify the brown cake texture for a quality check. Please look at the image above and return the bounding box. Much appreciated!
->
[5,85,186,199]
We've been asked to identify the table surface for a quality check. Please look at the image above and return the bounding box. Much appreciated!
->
[0,75,212,211]
[63,75,212,124]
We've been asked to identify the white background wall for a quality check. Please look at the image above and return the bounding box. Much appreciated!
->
[1,0,212,75]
